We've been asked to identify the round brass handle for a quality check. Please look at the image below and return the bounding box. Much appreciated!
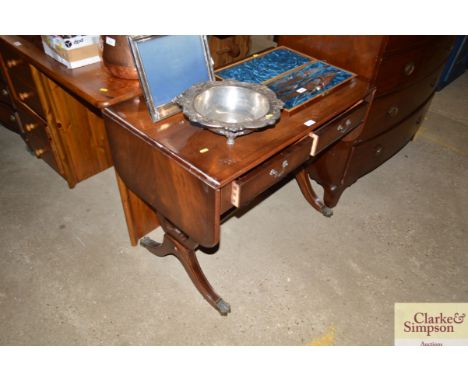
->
[1,88,8,97]
[269,160,289,178]
[403,62,416,76]
[337,118,352,133]
[375,145,383,155]
[9,114,16,122]
[24,122,38,132]
[387,105,399,118]
[35,148,46,158]
[6,59,21,68]
[18,91,33,101]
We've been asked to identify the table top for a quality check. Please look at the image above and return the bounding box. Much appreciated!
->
[0,35,142,109]
[104,76,370,189]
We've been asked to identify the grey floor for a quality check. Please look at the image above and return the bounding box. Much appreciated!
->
[1,73,467,346]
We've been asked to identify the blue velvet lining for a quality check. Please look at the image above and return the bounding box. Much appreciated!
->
[267,61,354,110]
[216,48,311,84]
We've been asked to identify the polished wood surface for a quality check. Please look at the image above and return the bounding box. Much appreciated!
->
[0,35,143,188]
[346,98,432,181]
[0,50,20,134]
[281,36,454,209]
[374,37,453,96]
[105,115,221,248]
[105,76,369,189]
[359,68,441,141]
[104,64,372,313]
[0,36,141,109]
[277,35,386,81]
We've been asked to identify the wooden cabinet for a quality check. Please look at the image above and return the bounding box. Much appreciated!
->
[0,36,141,188]
[278,35,454,208]
[0,50,20,134]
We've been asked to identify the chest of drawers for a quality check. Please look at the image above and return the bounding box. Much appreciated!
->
[0,36,142,188]
[278,35,454,208]
[0,51,20,134]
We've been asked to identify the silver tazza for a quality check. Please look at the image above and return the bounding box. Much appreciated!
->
[175,80,284,144]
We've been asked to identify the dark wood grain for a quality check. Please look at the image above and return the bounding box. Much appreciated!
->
[374,36,453,96]
[281,36,454,208]
[346,97,432,182]
[358,67,442,142]
[105,116,221,248]
[278,35,386,81]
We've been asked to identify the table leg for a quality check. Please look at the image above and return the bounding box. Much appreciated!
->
[140,217,231,316]
[295,168,333,217]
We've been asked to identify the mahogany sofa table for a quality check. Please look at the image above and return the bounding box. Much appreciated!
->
[103,77,373,315]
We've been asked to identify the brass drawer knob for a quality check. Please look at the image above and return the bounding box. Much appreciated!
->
[375,145,383,156]
[6,59,22,68]
[269,160,289,178]
[34,148,46,158]
[387,105,399,117]
[24,122,38,132]
[18,91,33,101]
[9,114,16,122]
[337,118,352,133]
[1,88,8,97]
[403,62,416,76]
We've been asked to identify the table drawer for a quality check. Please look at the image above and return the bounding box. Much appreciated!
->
[0,102,19,132]
[346,97,432,182]
[359,68,440,142]
[376,36,453,96]
[18,107,61,174]
[309,101,368,156]
[231,137,312,208]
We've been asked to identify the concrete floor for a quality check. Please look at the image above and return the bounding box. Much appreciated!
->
[1,73,467,345]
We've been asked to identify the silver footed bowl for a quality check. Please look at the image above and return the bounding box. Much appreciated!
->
[175,80,284,145]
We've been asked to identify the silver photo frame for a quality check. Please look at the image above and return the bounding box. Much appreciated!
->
[128,35,215,122]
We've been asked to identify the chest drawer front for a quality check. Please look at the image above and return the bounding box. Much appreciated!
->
[18,107,61,174]
[346,97,432,182]
[1,44,36,89]
[360,69,440,142]
[384,36,437,55]
[13,80,45,118]
[231,137,312,208]
[310,101,368,156]
[0,82,13,106]
[0,102,19,132]
[376,37,453,95]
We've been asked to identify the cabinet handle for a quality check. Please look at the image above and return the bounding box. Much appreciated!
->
[1,88,8,97]
[18,91,33,101]
[24,122,38,132]
[403,62,416,76]
[35,148,46,158]
[387,105,399,118]
[6,59,22,68]
[269,160,289,178]
[337,118,352,133]
[375,145,383,156]
[9,114,16,122]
